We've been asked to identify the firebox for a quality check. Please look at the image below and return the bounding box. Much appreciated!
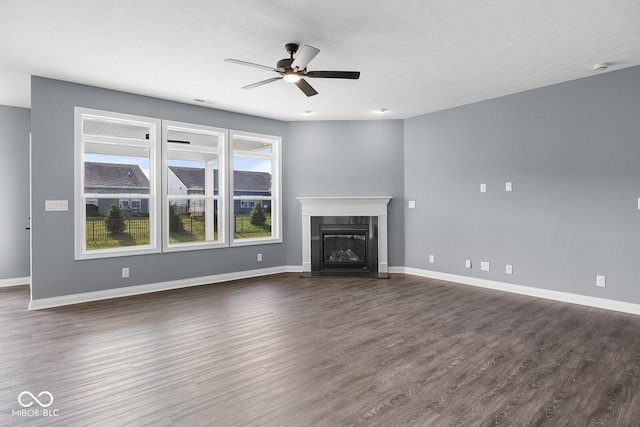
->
[310,216,378,276]
[321,225,368,270]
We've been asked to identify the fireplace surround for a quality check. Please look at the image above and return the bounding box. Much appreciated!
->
[297,197,391,277]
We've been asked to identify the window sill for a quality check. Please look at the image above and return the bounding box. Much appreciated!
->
[231,236,282,247]
[163,241,229,252]
[76,246,161,260]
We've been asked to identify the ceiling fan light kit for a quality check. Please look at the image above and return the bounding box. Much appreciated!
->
[225,43,360,97]
[283,73,300,83]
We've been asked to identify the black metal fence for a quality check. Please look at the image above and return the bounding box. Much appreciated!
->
[87,215,265,243]
[233,215,271,236]
[169,217,207,236]
[86,216,210,242]
[86,218,150,243]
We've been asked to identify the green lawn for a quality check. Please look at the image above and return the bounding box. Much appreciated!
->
[233,214,272,239]
[85,217,149,249]
[86,214,271,250]
[169,216,212,243]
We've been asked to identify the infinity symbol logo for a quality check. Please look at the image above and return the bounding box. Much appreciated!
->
[18,391,54,408]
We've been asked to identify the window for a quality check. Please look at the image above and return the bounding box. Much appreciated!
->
[230,130,281,245]
[163,121,227,251]
[75,108,161,259]
[75,109,282,259]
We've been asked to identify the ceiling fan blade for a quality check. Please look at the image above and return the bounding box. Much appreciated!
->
[291,45,320,71]
[295,78,318,97]
[242,77,282,89]
[305,71,360,79]
[225,58,280,73]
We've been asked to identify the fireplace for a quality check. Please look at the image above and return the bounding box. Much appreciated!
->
[311,217,378,274]
[298,196,391,278]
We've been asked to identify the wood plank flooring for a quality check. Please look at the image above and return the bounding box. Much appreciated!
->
[2,273,640,426]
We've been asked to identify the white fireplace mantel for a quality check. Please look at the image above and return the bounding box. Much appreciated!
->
[297,196,392,273]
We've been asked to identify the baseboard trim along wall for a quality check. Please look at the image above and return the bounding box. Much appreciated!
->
[0,276,30,288]
[402,267,640,316]
[29,267,292,310]
[28,265,640,316]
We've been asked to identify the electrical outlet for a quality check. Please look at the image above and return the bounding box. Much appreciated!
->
[428,254,435,264]
[257,253,262,262]
[506,264,513,275]
[505,182,513,192]
[480,261,490,272]
[480,183,487,193]
[596,275,606,287]
[465,259,472,269]
[122,267,129,278]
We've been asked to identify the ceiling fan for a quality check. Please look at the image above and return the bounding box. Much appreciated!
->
[225,43,360,97]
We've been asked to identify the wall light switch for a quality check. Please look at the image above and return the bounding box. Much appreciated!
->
[506,264,513,275]
[638,197,640,210]
[465,259,472,269]
[480,183,487,193]
[480,261,490,271]
[45,200,69,211]
[408,200,416,209]
[257,253,263,262]
[505,182,513,192]
[122,267,129,278]
[596,275,606,287]
[429,254,435,264]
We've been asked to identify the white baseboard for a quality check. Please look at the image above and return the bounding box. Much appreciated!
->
[402,267,640,316]
[29,266,289,310]
[28,265,640,316]
[285,264,304,273]
[0,276,30,288]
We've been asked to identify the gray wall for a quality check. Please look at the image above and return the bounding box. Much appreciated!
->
[31,77,287,299]
[0,105,31,281]
[404,66,640,304]
[26,66,640,305]
[284,120,405,267]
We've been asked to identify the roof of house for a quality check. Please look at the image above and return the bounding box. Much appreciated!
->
[170,166,204,190]
[169,166,271,193]
[85,162,149,189]
[233,170,271,193]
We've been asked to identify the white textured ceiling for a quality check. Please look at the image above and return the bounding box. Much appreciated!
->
[1,0,639,121]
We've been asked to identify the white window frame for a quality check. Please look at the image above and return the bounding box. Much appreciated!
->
[162,121,228,252]
[74,107,161,259]
[230,130,282,247]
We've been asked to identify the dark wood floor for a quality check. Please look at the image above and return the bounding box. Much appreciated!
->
[2,274,640,426]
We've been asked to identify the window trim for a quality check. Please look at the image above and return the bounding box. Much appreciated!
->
[230,130,282,247]
[74,107,162,260]
[74,110,283,260]
[162,120,228,252]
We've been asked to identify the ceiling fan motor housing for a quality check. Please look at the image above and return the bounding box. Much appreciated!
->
[277,58,294,71]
